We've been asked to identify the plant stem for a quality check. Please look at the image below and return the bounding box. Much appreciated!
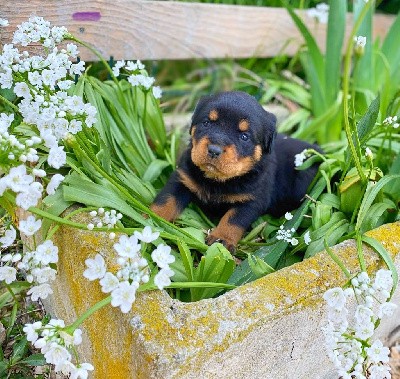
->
[324,238,352,279]
[0,95,19,112]
[342,2,373,184]
[68,36,120,88]
[65,296,112,333]
[356,232,367,272]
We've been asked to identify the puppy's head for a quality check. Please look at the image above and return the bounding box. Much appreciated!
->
[189,91,276,181]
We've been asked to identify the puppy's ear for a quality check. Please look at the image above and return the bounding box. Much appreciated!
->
[263,110,277,154]
[190,95,210,135]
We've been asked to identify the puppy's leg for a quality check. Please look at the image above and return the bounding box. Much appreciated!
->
[150,171,193,222]
[206,204,261,252]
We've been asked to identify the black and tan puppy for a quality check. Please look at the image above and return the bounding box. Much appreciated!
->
[150,91,319,252]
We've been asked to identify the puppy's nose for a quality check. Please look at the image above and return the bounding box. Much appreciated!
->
[208,144,223,158]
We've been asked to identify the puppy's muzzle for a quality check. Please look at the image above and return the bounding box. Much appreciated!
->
[207,144,223,158]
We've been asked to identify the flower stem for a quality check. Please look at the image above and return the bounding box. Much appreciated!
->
[324,237,352,279]
[356,232,367,272]
[342,2,372,185]
[65,296,112,333]
[0,94,19,112]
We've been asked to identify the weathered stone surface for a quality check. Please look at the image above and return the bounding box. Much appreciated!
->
[46,220,400,378]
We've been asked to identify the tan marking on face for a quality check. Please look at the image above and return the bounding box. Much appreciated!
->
[178,169,210,202]
[190,125,196,137]
[150,196,180,222]
[191,139,257,181]
[253,145,262,161]
[238,119,249,132]
[206,209,245,251]
[208,109,219,121]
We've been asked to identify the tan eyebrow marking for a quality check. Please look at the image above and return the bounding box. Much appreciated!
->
[208,109,219,121]
[238,119,249,132]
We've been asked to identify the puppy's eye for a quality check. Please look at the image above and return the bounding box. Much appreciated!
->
[203,120,211,127]
[240,133,250,141]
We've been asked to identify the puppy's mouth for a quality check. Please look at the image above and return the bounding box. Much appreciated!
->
[191,137,259,181]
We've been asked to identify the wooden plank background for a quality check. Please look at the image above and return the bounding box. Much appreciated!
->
[0,1,395,61]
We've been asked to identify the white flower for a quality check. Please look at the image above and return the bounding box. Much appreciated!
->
[35,240,59,265]
[154,267,174,290]
[368,363,391,378]
[354,304,374,324]
[323,287,346,309]
[23,321,42,343]
[365,147,373,160]
[5,165,34,192]
[366,340,390,364]
[46,174,65,195]
[99,272,119,293]
[290,237,299,246]
[355,321,375,340]
[0,266,17,284]
[304,231,311,245]
[378,302,397,318]
[134,226,160,243]
[0,113,14,133]
[383,115,399,129]
[31,267,57,284]
[110,281,139,313]
[70,363,94,379]
[373,269,393,292]
[113,235,141,258]
[294,150,308,167]
[19,215,42,236]
[284,212,293,220]
[354,36,367,55]
[15,183,43,209]
[48,145,66,169]
[306,3,329,24]
[83,254,106,280]
[152,86,162,99]
[0,18,9,26]
[27,283,53,301]
[43,342,72,365]
[0,225,16,247]
[151,244,175,269]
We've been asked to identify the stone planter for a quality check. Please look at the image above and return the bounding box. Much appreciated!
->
[45,220,400,379]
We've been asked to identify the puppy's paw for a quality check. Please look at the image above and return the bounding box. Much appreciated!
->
[205,232,236,253]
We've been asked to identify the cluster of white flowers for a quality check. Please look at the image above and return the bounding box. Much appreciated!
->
[112,59,162,99]
[276,225,299,246]
[383,116,399,129]
[354,36,367,55]
[23,318,93,378]
[0,16,97,173]
[84,226,175,313]
[307,3,330,24]
[322,269,396,378]
[87,207,123,239]
[0,215,60,301]
[294,149,311,168]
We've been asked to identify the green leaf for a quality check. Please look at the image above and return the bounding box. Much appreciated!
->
[192,243,235,301]
[359,202,392,233]
[325,0,346,105]
[10,337,28,365]
[357,94,380,145]
[19,354,46,367]
[142,159,170,183]
[356,175,400,231]
[248,254,275,279]
[362,235,398,296]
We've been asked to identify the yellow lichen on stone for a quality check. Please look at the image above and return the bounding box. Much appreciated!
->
[49,218,400,378]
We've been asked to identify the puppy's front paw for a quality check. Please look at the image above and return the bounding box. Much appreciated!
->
[206,232,236,253]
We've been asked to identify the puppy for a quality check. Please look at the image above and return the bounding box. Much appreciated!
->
[150,91,319,252]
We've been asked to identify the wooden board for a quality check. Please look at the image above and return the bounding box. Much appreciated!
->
[0,1,395,61]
